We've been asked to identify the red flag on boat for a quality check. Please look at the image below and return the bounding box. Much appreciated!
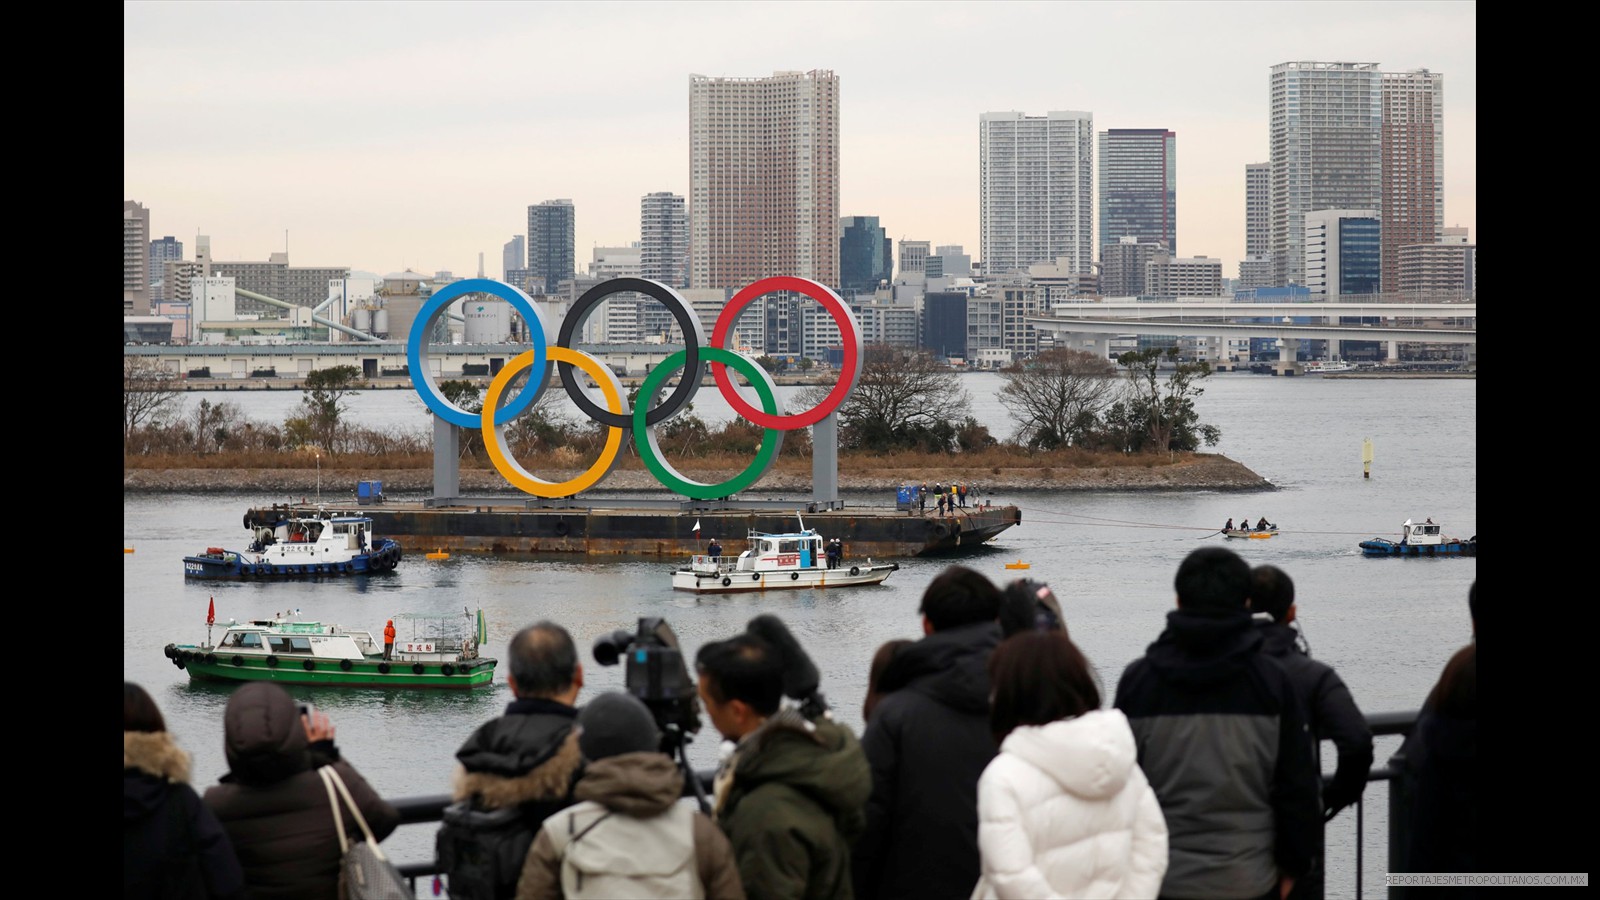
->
[207,597,215,626]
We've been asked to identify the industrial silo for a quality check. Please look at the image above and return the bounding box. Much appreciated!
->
[351,307,372,333]
[371,308,390,338]
[463,298,511,343]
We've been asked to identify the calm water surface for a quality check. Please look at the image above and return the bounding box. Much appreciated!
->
[131,373,1476,891]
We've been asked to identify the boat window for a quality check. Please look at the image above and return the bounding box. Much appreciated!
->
[267,636,314,653]
[779,540,800,553]
[240,633,262,648]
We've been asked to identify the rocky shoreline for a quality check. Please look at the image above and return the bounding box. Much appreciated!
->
[123,453,1273,495]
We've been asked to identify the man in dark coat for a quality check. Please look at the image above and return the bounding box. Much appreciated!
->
[1251,565,1374,900]
[697,632,871,900]
[204,683,399,900]
[450,620,586,829]
[1115,547,1320,900]
[853,565,1002,900]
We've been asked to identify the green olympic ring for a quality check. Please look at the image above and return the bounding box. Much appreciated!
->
[633,347,785,499]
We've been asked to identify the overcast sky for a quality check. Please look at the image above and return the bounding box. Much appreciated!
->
[124,0,1475,280]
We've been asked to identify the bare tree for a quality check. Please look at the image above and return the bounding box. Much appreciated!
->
[800,344,972,450]
[997,348,1119,449]
[123,357,181,446]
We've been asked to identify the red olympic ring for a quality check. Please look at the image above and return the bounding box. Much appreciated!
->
[710,277,860,429]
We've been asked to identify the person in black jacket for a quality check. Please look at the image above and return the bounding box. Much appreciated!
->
[1251,565,1374,900]
[124,682,244,900]
[443,620,586,899]
[1115,546,1321,900]
[853,565,1002,900]
[204,682,399,900]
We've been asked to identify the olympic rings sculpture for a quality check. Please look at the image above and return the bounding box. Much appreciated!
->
[406,276,863,499]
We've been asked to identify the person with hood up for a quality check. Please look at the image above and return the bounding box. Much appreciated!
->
[516,691,745,899]
[383,619,396,660]
[696,631,871,900]
[125,681,244,900]
[853,565,1003,900]
[203,682,398,900]
[972,631,1167,899]
[1114,547,1320,900]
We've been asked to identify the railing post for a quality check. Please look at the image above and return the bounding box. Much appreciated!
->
[1388,753,1413,898]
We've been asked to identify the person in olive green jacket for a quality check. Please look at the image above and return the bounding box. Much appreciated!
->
[696,632,871,900]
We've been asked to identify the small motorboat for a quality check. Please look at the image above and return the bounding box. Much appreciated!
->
[1360,519,1476,557]
[1224,525,1279,540]
[673,513,898,594]
[163,603,495,689]
[183,509,402,579]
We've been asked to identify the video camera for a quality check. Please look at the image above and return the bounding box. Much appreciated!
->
[592,616,703,751]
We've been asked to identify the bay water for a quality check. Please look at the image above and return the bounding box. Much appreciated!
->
[126,372,1476,893]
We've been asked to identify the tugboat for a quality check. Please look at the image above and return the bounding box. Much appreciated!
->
[183,509,402,579]
[163,602,495,689]
[1359,519,1477,557]
[673,514,899,594]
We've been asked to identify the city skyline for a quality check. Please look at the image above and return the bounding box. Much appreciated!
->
[123,0,1476,281]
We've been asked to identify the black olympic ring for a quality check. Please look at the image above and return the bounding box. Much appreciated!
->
[555,277,707,428]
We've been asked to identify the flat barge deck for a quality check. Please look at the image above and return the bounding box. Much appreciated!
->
[244,501,1021,558]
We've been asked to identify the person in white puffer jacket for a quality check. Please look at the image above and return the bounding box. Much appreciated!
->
[972,630,1168,900]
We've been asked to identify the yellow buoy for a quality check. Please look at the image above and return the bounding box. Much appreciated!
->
[1004,559,1031,570]
[425,549,450,560]
[124,547,135,554]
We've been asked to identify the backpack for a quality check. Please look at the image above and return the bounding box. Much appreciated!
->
[436,799,542,900]
[542,800,702,900]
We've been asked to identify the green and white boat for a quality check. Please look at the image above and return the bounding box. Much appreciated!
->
[163,604,496,689]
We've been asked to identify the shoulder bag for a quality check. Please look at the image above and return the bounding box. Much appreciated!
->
[318,765,410,900]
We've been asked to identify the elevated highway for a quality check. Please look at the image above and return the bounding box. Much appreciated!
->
[1026,299,1475,371]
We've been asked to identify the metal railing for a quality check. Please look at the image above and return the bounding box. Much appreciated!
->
[382,709,1421,898]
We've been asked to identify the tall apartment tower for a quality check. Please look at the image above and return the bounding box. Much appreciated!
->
[124,200,151,315]
[502,235,526,280]
[148,236,184,303]
[527,199,576,294]
[1380,69,1444,294]
[979,111,1095,277]
[1238,163,1272,289]
[1097,128,1176,256]
[1268,62,1381,288]
[689,70,840,291]
[640,192,689,288]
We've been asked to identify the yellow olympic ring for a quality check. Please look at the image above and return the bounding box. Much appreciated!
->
[481,346,624,498]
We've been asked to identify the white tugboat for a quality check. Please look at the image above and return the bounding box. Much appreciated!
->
[672,514,899,594]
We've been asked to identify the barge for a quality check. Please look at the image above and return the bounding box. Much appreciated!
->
[243,501,1020,558]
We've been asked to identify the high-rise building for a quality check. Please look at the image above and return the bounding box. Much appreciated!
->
[1239,162,1272,289]
[641,192,689,289]
[1381,69,1444,294]
[124,200,151,315]
[502,236,525,281]
[839,216,891,296]
[689,70,840,291]
[898,240,930,278]
[148,236,184,303]
[1305,209,1381,298]
[1398,233,1474,297]
[979,111,1095,278]
[923,292,969,359]
[1097,128,1177,256]
[1269,62,1382,288]
[1146,255,1225,299]
[527,199,576,294]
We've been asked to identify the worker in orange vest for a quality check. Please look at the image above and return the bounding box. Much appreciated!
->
[383,619,396,660]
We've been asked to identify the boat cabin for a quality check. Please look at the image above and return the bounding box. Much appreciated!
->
[1401,519,1445,546]
[212,619,379,659]
[688,529,826,574]
[252,515,375,553]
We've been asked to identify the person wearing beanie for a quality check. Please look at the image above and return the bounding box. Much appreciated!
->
[1114,547,1320,900]
[203,682,398,900]
[516,692,745,899]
